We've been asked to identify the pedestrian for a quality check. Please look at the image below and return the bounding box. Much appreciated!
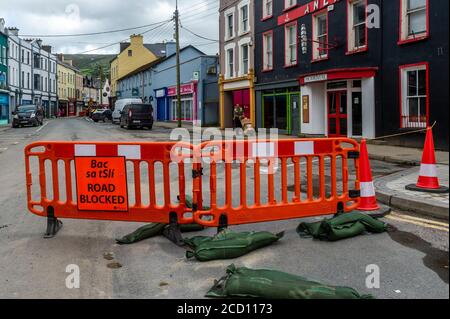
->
[233,104,244,128]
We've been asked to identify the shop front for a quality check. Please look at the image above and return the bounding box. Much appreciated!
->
[299,68,377,139]
[58,100,68,117]
[0,92,9,125]
[166,82,198,122]
[68,98,76,116]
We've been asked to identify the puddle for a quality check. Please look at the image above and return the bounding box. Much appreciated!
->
[107,262,122,269]
[103,252,115,260]
[387,225,449,284]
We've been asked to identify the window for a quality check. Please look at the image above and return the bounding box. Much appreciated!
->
[128,49,133,57]
[347,0,367,53]
[241,44,249,75]
[313,12,328,60]
[240,5,249,33]
[400,63,428,128]
[227,14,234,39]
[34,74,40,90]
[21,71,24,87]
[21,49,24,63]
[400,0,428,43]
[263,0,273,19]
[263,31,273,71]
[284,23,297,66]
[284,0,296,10]
[227,48,234,78]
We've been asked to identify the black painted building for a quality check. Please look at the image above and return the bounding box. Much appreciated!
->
[254,0,448,150]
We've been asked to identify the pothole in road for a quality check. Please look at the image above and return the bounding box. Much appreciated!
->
[107,262,122,269]
[103,252,115,260]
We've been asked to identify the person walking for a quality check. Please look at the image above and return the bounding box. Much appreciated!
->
[233,104,244,128]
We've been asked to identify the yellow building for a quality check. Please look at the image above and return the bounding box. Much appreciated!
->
[110,34,167,100]
[57,55,81,116]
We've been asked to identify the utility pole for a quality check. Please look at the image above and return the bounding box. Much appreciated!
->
[174,0,182,127]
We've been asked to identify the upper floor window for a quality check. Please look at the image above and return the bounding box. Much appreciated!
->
[263,31,273,71]
[263,0,273,19]
[227,48,234,78]
[400,63,428,128]
[284,22,297,67]
[347,0,367,53]
[400,0,428,43]
[240,4,249,33]
[241,44,249,75]
[226,13,234,39]
[313,12,328,61]
[285,0,296,10]
[128,49,133,57]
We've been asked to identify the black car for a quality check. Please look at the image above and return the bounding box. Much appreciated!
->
[120,103,153,130]
[12,105,44,128]
[91,109,112,122]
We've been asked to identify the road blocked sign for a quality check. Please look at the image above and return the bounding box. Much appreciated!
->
[75,157,128,212]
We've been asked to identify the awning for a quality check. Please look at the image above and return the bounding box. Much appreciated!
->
[299,67,378,85]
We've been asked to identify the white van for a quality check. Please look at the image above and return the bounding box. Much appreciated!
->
[112,98,143,124]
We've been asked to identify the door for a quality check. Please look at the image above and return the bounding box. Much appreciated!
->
[157,98,165,121]
[290,94,300,136]
[327,91,348,137]
[352,92,362,136]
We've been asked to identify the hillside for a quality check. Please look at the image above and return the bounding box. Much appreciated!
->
[63,54,115,78]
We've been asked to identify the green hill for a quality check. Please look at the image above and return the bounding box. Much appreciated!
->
[63,54,115,78]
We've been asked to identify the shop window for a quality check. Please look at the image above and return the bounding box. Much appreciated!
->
[284,22,297,67]
[400,63,428,128]
[327,81,347,90]
[263,31,273,71]
[313,11,328,61]
[347,0,367,53]
[399,0,428,44]
[284,0,296,10]
[263,0,273,19]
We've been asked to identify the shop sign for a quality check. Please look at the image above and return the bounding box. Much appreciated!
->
[132,88,139,97]
[278,0,339,25]
[303,74,328,83]
[155,89,166,98]
[167,83,194,96]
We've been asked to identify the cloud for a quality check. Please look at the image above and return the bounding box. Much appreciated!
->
[1,0,218,55]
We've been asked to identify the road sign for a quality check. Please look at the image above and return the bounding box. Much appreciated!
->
[75,157,128,212]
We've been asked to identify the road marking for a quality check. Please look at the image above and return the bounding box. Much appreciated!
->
[390,212,449,228]
[385,215,449,232]
[35,121,49,133]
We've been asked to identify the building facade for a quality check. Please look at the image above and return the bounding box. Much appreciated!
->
[0,19,8,125]
[57,55,81,117]
[117,45,220,126]
[219,0,255,128]
[110,35,172,102]
[82,75,101,108]
[254,0,448,149]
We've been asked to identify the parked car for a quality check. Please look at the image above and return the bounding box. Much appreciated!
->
[12,105,44,128]
[120,103,153,130]
[112,98,142,124]
[91,109,112,122]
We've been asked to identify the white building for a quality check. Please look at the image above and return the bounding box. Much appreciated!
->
[6,26,58,117]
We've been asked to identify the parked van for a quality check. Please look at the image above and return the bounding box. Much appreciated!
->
[112,98,142,124]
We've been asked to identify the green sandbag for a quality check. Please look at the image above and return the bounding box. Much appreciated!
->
[185,230,284,262]
[116,223,166,244]
[297,211,387,241]
[206,264,373,299]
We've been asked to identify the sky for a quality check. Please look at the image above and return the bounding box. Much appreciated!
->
[0,0,219,55]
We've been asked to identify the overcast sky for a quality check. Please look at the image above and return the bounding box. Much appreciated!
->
[1,0,219,55]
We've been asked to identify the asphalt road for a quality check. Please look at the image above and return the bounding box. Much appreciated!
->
[0,118,448,299]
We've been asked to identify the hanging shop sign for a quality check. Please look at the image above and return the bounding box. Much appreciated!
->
[167,83,194,96]
[278,0,339,25]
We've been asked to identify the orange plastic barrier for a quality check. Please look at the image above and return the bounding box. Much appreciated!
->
[192,138,361,228]
[25,138,361,237]
[25,141,194,237]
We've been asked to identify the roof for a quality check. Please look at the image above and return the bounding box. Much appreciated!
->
[119,42,169,58]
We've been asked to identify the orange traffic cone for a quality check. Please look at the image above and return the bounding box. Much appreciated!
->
[406,127,449,193]
[358,139,380,211]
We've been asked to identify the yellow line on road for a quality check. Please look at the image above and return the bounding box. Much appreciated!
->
[390,212,449,227]
[385,215,449,232]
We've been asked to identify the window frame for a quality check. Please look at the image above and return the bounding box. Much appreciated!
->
[241,43,249,75]
[398,0,429,45]
[312,9,329,62]
[262,30,274,72]
[225,10,235,41]
[346,0,368,55]
[284,0,297,11]
[284,21,298,68]
[239,4,249,34]
[227,47,235,78]
[262,0,273,20]
[399,62,429,128]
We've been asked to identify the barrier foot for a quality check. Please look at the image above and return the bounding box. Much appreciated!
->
[334,202,345,217]
[162,212,184,246]
[44,206,63,239]
[217,214,228,233]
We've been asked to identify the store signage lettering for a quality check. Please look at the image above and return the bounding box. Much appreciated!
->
[304,74,328,83]
[278,0,339,25]
[167,83,194,96]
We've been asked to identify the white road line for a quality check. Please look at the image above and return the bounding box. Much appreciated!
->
[35,121,49,133]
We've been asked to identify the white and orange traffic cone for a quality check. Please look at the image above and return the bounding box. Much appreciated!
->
[406,127,449,193]
[358,139,380,211]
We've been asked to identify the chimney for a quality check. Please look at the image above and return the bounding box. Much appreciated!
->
[42,45,52,53]
[7,27,19,36]
[57,53,64,62]
[165,41,176,57]
[36,39,43,47]
[130,34,143,46]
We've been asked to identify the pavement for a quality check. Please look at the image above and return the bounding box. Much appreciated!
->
[0,118,448,299]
